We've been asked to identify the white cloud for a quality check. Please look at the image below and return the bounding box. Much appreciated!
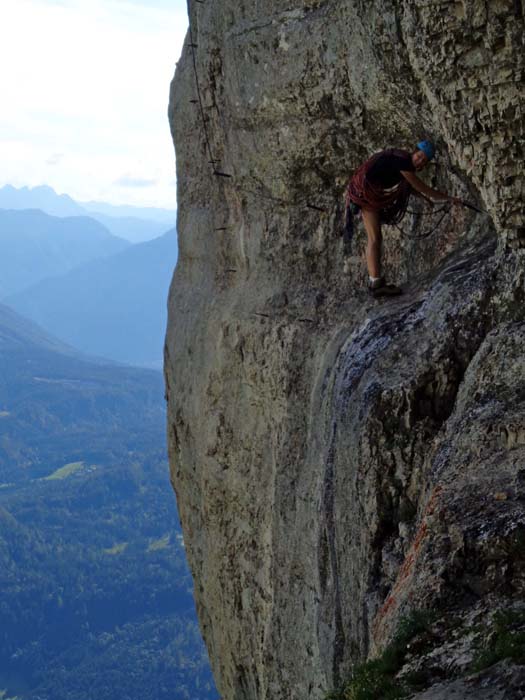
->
[115,174,159,188]
[0,0,188,207]
[46,152,64,166]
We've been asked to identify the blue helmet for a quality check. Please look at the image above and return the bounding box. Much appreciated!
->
[417,140,435,160]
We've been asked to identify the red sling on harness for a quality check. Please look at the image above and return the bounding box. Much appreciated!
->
[346,152,412,225]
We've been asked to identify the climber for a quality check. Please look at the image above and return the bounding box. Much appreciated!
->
[345,140,463,298]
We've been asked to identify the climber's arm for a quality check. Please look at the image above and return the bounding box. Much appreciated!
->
[401,170,462,204]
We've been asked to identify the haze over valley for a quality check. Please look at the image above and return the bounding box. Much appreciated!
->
[0,184,217,699]
[0,185,178,368]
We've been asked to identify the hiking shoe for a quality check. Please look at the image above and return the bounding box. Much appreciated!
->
[368,278,403,298]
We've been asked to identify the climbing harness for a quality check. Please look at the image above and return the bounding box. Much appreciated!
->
[343,199,450,244]
[345,196,486,244]
[344,149,486,243]
[346,152,412,226]
[343,151,415,248]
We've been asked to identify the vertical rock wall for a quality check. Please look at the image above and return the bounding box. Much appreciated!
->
[165,2,525,698]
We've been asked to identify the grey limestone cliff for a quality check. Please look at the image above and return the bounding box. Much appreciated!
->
[165,1,525,698]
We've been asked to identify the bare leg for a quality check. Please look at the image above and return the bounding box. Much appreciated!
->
[362,208,382,279]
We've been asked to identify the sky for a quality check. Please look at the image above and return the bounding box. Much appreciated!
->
[0,0,189,208]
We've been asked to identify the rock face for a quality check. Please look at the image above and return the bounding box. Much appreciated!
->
[165,2,525,698]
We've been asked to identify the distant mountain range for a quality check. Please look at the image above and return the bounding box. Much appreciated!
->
[0,184,177,243]
[0,184,84,217]
[0,208,130,297]
[5,228,178,368]
[81,198,177,223]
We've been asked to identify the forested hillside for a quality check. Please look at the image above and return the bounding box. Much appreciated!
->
[0,304,217,700]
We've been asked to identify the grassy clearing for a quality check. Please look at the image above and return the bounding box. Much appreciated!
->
[103,542,128,555]
[147,534,171,552]
[0,691,20,700]
[43,461,84,481]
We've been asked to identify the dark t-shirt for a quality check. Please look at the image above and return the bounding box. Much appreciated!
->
[366,149,415,189]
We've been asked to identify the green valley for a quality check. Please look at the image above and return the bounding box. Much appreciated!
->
[0,304,217,700]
